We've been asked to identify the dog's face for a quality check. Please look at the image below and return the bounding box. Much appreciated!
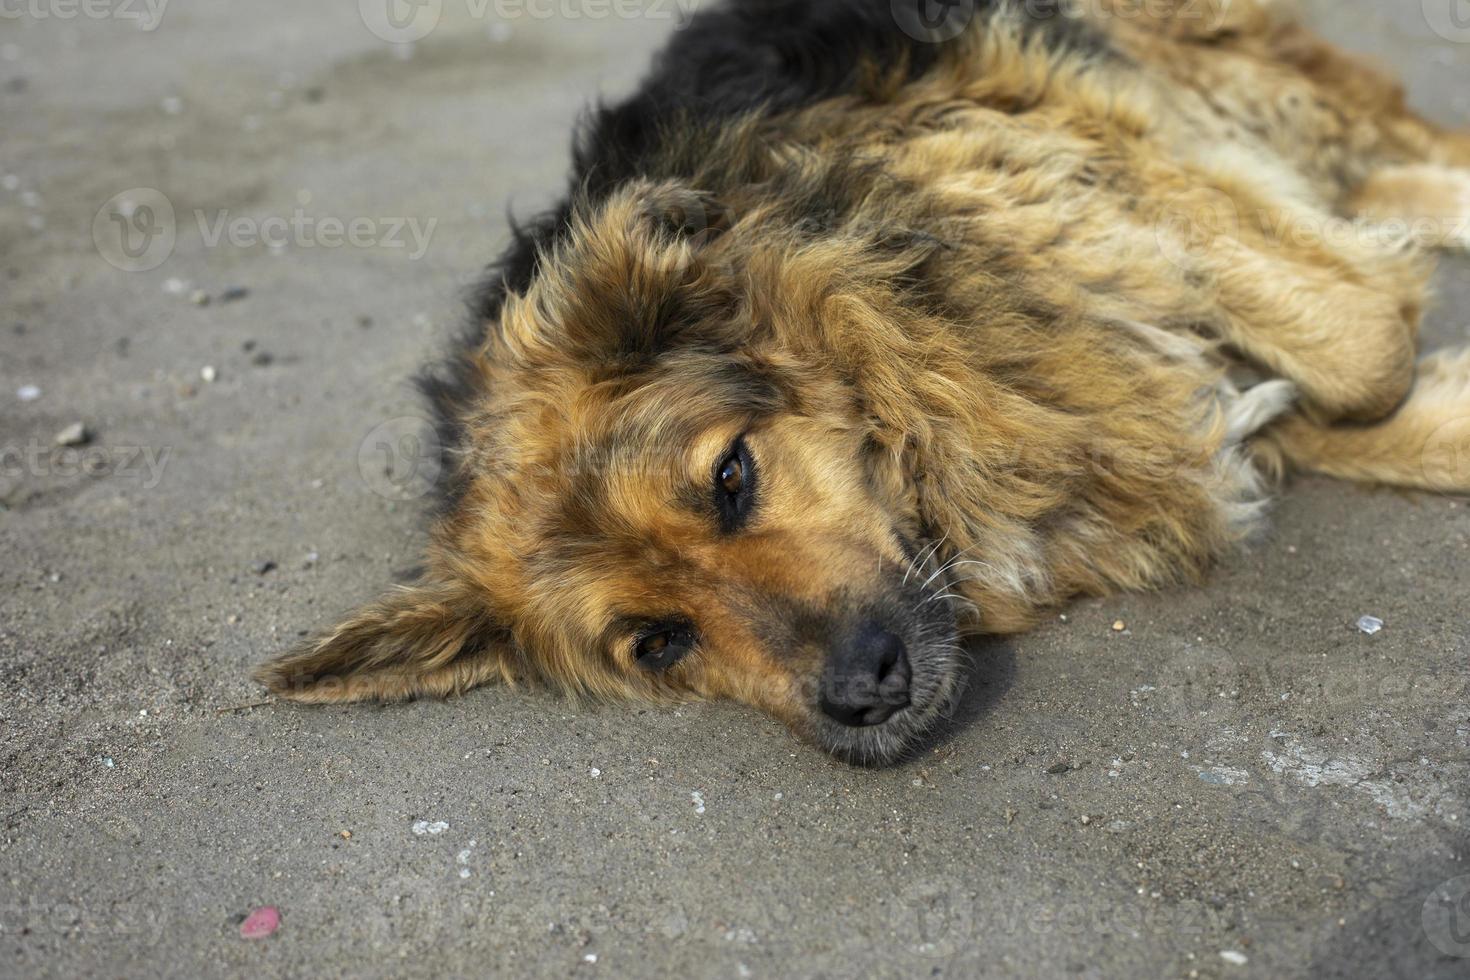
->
[257,182,969,765]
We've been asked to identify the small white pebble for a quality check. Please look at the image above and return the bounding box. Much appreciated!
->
[458,867,471,879]
[200,365,217,383]
[583,953,597,964]
[1220,950,1248,966]
[690,791,706,815]
[17,384,41,402]
[1356,615,1384,635]
[589,767,601,778]
[162,277,189,295]
[411,820,449,836]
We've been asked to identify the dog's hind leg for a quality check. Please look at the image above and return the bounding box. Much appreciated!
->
[1258,348,1470,493]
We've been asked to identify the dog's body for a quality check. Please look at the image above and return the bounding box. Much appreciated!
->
[257,0,1470,763]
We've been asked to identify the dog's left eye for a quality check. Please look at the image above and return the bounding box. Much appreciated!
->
[713,437,755,532]
[634,623,695,671]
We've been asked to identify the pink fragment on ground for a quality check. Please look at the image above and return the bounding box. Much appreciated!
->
[239,906,280,939]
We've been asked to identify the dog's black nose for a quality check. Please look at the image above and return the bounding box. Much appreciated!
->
[819,621,911,727]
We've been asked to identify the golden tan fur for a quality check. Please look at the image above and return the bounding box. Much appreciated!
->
[256,0,1470,763]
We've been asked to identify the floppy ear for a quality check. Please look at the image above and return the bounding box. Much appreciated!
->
[253,580,515,704]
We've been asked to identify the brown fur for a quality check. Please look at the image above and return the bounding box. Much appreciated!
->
[256,1,1470,763]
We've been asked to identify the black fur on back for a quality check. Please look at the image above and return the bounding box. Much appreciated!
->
[418,0,1108,512]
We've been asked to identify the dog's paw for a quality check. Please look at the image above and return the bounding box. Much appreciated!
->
[1226,379,1299,443]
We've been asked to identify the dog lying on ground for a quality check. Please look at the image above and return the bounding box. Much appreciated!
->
[256,0,1470,764]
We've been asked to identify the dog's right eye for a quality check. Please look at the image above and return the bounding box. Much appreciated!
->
[633,623,695,671]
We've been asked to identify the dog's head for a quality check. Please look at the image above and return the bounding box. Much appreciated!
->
[257,180,972,765]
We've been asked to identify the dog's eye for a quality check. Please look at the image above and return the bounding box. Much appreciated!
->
[713,437,755,532]
[719,457,743,495]
[634,623,695,671]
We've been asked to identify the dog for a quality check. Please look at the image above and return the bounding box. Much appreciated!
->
[255,0,1470,765]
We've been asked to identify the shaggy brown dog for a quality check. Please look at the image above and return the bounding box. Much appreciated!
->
[257,0,1470,763]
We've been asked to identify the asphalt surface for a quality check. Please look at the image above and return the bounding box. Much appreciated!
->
[2,1,1469,977]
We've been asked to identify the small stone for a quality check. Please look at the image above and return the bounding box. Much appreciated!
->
[1111,620,1127,632]
[1355,615,1384,636]
[1219,950,1248,966]
[162,277,189,296]
[17,384,40,402]
[253,560,277,576]
[589,767,601,778]
[54,422,89,446]
[338,830,352,840]
[219,286,249,303]
[1046,761,1070,775]
[1080,815,1091,825]
[200,365,217,383]
[226,614,239,625]
[189,289,211,306]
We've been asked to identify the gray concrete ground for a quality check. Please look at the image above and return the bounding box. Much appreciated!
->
[3,1,1470,977]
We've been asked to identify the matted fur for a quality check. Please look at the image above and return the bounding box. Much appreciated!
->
[256,0,1470,764]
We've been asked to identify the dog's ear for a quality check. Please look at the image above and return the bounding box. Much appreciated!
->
[253,580,515,703]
